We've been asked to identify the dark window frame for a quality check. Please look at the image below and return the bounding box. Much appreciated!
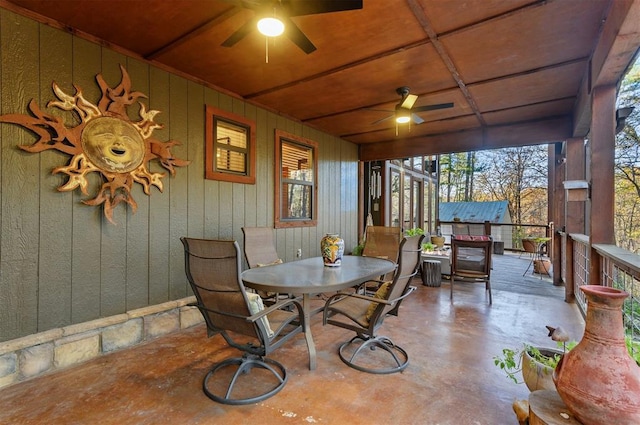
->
[205,105,256,184]
[274,130,318,228]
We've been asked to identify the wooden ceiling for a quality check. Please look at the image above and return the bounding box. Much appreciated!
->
[3,0,639,161]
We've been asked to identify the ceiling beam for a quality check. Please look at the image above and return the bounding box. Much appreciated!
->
[406,0,485,126]
[573,0,640,137]
[359,116,572,161]
[145,6,242,60]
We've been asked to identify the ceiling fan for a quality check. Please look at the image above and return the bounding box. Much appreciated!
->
[371,86,454,127]
[221,0,364,54]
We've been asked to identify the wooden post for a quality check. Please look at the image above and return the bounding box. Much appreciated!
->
[589,84,616,285]
[565,236,575,302]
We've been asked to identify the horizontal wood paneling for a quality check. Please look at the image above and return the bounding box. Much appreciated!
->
[0,9,359,343]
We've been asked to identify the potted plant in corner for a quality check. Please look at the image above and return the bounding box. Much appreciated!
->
[493,325,573,392]
[494,343,568,392]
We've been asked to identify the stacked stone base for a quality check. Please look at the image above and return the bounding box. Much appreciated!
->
[0,297,202,390]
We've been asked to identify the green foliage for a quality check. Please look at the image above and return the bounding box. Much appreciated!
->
[493,344,565,384]
[405,228,424,236]
[626,335,640,366]
[352,244,364,256]
[494,338,638,385]
[422,242,435,251]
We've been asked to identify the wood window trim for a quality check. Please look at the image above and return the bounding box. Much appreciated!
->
[274,129,318,229]
[205,105,256,184]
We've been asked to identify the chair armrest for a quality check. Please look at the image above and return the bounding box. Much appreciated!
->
[245,296,303,322]
[387,286,416,304]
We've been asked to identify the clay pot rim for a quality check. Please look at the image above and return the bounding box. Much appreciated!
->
[580,284,628,299]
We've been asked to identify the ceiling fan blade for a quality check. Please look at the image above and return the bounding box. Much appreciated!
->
[371,115,394,125]
[365,108,395,113]
[221,17,258,47]
[400,94,418,109]
[287,0,364,17]
[411,113,425,125]
[412,102,454,112]
[282,16,316,53]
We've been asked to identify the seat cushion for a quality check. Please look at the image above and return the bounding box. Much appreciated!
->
[246,292,274,337]
[365,281,391,321]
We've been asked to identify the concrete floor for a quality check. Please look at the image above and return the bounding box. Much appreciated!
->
[0,253,585,425]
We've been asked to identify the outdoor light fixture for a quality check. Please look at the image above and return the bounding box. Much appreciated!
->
[395,106,411,124]
[616,106,635,134]
[257,17,284,37]
[257,10,285,63]
[394,106,412,136]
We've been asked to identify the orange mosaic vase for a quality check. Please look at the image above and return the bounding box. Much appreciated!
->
[553,285,640,425]
[320,233,344,267]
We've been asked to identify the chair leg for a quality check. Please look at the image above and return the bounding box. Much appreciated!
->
[338,335,409,374]
[450,278,454,300]
[202,354,288,405]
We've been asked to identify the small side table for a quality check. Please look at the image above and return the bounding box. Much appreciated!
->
[528,390,582,425]
[422,260,441,287]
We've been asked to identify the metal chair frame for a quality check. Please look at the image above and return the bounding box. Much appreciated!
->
[450,237,493,304]
[323,235,423,374]
[181,237,303,405]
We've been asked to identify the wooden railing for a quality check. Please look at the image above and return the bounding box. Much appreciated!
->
[437,220,552,254]
[565,234,640,355]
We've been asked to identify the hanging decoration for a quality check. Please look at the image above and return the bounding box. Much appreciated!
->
[0,65,189,224]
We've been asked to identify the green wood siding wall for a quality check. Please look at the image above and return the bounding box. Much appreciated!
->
[0,9,359,342]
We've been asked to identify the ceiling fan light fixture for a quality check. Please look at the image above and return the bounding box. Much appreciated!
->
[257,17,285,37]
[395,107,411,124]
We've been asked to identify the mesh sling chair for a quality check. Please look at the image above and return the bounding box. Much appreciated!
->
[181,237,304,405]
[361,226,402,262]
[450,235,493,305]
[241,227,288,304]
[322,234,424,374]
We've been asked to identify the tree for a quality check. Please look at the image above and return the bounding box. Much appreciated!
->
[438,145,548,246]
[473,146,548,227]
[439,152,480,202]
[615,57,640,252]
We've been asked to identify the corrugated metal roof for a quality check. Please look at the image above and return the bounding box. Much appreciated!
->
[440,201,511,224]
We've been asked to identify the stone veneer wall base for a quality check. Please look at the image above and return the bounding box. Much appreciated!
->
[0,296,203,390]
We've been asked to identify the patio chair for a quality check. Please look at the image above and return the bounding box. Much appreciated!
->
[362,226,402,262]
[242,226,287,304]
[322,234,423,374]
[362,226,402,280]
[181,237,304,405]
[241,227,282,268]
[450,235,493,304]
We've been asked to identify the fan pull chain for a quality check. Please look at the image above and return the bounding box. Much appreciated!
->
[265,37,269,63]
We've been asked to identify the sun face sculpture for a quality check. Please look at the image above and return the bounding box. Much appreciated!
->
[0,65,189,223]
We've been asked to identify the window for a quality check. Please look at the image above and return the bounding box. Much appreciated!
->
[205,105,256,184]
[274,130,317,228]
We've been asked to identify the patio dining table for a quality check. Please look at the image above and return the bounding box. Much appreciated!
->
[241,255,396,370]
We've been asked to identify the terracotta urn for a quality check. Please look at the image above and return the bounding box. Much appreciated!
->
[553,285,640,425]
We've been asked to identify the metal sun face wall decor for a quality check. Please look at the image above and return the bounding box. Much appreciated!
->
[0,65,190,223]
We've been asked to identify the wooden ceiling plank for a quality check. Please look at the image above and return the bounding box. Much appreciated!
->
[145,6,242,60]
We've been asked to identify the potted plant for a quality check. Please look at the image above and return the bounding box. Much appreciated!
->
[405,227,424,236]
[494,343,567,392]
[422,242,435,253]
